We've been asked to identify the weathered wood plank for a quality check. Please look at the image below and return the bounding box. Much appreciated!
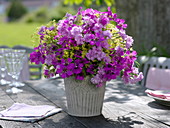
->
[27,78,115,128]
[0,87,40,128]
[103,103,170,128]
[72,115,117,128]
[27,78,170,128]
[103,80,170,127]
[0,82,86,128]
[38,113,87,128]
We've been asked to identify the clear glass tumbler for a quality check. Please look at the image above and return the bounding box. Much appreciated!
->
[4,49,26,93]
[0,48,10,85]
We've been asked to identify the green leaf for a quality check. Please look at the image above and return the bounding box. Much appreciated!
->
[104,0,112,6]
[135,61,140,68]
[84,0,92,7]
[111,7,116,13]
[104,0,115,6]
[96,0,101,6]
[64,0,74,5]
[100,0,104,4]
[70,0,75,5]
[64,0,69,5]
[82,68,87,76]
[75,0,83,4]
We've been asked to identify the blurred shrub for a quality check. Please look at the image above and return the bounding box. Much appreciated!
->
[64,0,115,8]
[138,42,170,57]
[48,5,76,22]
[21,7,48,23]
[21,4,76,23]
[6,0,27,22]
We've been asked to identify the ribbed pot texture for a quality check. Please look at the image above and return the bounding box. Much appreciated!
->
[64,76,106,117]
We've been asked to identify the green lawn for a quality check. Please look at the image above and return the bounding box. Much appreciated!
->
[0,22,42,48]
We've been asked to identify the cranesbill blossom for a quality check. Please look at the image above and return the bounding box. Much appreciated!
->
[30,7,143,87]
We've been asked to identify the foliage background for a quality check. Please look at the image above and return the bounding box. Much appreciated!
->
[0,23,40,47]
[0,2,77,47]
[6,0,27,22]
[0,0,170,57]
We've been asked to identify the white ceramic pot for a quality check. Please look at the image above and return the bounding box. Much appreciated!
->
[64,76,106,117]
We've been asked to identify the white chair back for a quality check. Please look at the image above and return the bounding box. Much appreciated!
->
[139,56,170,86]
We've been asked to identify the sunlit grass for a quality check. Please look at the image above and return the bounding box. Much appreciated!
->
[0,22,42,48]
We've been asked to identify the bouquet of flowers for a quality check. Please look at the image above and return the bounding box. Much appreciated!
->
[30,7,143,87]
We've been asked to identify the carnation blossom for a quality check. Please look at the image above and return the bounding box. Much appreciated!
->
[30,7,143,87]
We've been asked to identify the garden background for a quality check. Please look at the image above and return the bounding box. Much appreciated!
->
[0,0,170,57]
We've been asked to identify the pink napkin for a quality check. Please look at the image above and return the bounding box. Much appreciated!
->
[145,89,170,100]
[0,103,56,117]
[145,67,170,90]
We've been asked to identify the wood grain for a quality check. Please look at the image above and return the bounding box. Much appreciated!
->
[0,78,169,128]
[27,78,170,128]
[0,88,40,128]
[0,82,86,128]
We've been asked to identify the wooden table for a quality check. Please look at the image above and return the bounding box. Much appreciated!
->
[0,78,169,128]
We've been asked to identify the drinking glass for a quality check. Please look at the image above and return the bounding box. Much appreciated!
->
[4,49,26,93]
[11,49,27,87]
[0,48,10,85]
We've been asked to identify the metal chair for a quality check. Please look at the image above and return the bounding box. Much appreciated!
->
[0,45,10,48]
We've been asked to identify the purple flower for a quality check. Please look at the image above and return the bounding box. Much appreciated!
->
[77,7,82,15]
[116,19,127,30]
[76,75,84,80]
[87,64,95,74]
[118,30,127,40]
[44,67,55,78]
[38,26,47,35]
[126,51,137,62]
[45,54,55,65]
[30,7,143,87]
[125,36,134,48]
[75,34,84,45]
[71,26,83,35]
[93,23,103,33]
[73,68,82,74]
[30,51,45,64]
[86,46,111,63]
[91,74,102,84]
[115,46,124,56]
[99,15,109,26]
[122,68,143,84]
[103,30,112,38]
[48,26,55,31]
[84,34,95,42]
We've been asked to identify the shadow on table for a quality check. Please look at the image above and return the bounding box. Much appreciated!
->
[106,116,144,128]
[104,80,147,103]
[38,114,88,128]
[147,101,170,110]
[39,114,144,128]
